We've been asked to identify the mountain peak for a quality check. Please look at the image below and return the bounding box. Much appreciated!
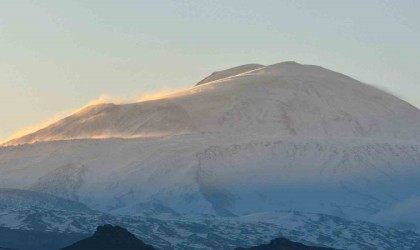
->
[93,224,135,238]
[195,63,264,86]
[61,224,156,250]
[3,61,420,146]
[235,237,337,250]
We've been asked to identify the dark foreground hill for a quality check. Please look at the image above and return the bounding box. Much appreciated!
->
[60,224,156,250]
[235,237,337,250]
[60,224,339,250]
[0,226,87,250]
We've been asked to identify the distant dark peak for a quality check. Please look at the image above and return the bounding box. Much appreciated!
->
[60,224,156,250]
[235,237,337,250]
[195,63,264,86]
[93,224,135,238]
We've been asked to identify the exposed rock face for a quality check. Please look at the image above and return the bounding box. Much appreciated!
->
[60,224,156,250]
[235,237,337,250]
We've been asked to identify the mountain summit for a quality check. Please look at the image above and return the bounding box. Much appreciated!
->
[4,61,420,145]
[195,63,264,86]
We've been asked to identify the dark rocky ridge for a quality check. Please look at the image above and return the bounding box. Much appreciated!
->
[60,224,156,250]
[235,237,337,250]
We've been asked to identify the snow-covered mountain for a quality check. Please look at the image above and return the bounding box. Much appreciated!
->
[2,188,419,250]
[1,62,420,248]
[4,61,420,145]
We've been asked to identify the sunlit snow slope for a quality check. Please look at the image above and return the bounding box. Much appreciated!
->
[1,61,420,233]
[4,61,420,145]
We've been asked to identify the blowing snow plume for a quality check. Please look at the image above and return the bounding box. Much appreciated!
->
[3,61,420,146]
[2,88,190,146]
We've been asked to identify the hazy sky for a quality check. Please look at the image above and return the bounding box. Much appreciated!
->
[1,0,419,142]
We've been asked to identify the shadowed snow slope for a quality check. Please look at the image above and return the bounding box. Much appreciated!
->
[1,62,420,234]
[0,189,92,213]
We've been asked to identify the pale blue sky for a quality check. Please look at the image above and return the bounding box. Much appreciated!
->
[1,0,419,141]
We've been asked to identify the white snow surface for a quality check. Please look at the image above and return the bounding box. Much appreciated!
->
[4,61,420,145]
[1,61,420,236]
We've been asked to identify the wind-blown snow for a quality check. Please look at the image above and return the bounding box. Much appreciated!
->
[1,61,420,241]
[5,61,420,145]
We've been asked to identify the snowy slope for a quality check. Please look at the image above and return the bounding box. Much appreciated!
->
[0,189,92,213]
[4,61,420,145]
[1,61,420,241]
[2,196,419,250]
[4,102,197,145]
[1,135,420,232]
